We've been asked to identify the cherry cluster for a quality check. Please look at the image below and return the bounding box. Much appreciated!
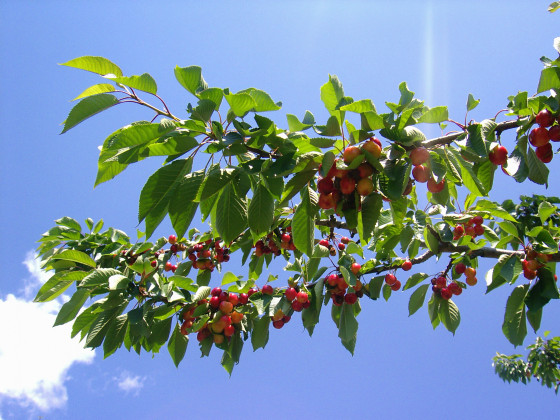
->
[254,228,296,257]
[384,273,401,291]
[271,309,292,329]
[409,146,446,193]
[318,235,352,256]
[284,287,310,312]
[325,266,363,306]
[188,287,253,344]
[182,236,230,271]
[317,137,382,211]
[529,109,560,163]
[521,247,553,280]
[453,215,485,240]
[431,275,463,300]
[454,263,478,286]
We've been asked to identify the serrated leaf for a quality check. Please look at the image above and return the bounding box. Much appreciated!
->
[169,170,204,239]
[537,67,560,93]
[86,305,124,348]
[53,289,90,326]
[417,106,448,123]
[174,65,208,96]
[34,271,88,302]
[408,284,429,316]
[466,93,480,111]
[103,314,128,358]
[279,170,316,206]
[60,56,122,76]
[338,303,358,355]
[248,183,274,235]
[238,88,281,112]
[526,147,549,185]
[438,299,461,334]
[61,94,119,133]
[359,193,383,244]
[502,284,529,347]
[292,187,316,256]
[51,249,96,268]
[79,268,121,288]
[403,273,429,291]
[526,308,542,333]
[72,84,116,101]
[216,184,248,244]
[138,158,193,232]
[105,73,157,94]
[168,323,189,367]
[251,316,270,350]
[225,93,256,117]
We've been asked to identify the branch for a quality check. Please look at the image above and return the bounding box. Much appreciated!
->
[421,119,522,149]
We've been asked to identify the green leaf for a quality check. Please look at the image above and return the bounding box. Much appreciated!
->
[238,88,281,112]
[174,65,208,96]
[51,249,96,268]
[466,124,488,158]
[428,294,441,329]
[60,56,123,76]
[359,193,383,244]
[320,74,344,113]
[423,226,440,254]
[105,73,157,95]
[103,314,128,358]
[549,2,560,12]
[538,201,557,225]
[537,67,560,93]
[502,284,529,347]
[279,170,316,206]
[169,170,204,239]
[54,289,90,326]
[248,183,275,235]
[138,158,193,233]
[466,93,480,111]
[72,84,116,101]
[340,99,376,113]
[198,166,238,201]
[338,303,358,355]
[251,316,270,350]
[403,273,429,291]
[86,305,124,348]
[438,299,461,334]
[526,308,542,333]
[292,186,316,256]
[61,94,119,133]
[216,183,248,244]
[417,106,448,123]
[168,323,189,367]
[525,268,560,312]
[34,271,87,302]
[225,93,256,117]
[408,284,429,316]
[526,147,549,185]
[79,268,122,288]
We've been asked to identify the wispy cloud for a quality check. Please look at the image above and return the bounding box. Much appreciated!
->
[115,371,146,396]
[0,253,95,415]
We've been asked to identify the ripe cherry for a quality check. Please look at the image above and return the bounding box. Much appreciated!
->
[529,126,551,147]
[488,145,508,165]
[385,273,397,286]
[351,262,361,275]
[344,293,358,304]
[410,147,430,166]
[454,263,466,275]
[412,165,430,183]
[343,146,362,164]
[427,177,445,193]
[536,143,553,163]
[440,288,452,300]
[401,260,412,271]
[535,109,554,127]
[261,284,274,295]
[285,287,297,302]
[390,280,401,291]
[168,234,177,244]
[296,291,309,303]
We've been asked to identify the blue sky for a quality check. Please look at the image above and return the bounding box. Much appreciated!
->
[0,1,559,418]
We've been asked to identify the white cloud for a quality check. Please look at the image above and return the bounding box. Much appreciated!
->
[115,371,145,395]
[0,254,95,415]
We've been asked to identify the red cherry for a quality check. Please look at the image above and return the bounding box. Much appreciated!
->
[272,320,285,329]
[472,215,484,225]
[535,109,554,127]
[529,126,551,147]
[410,147,430,166]
[281,233,292,243]
[291,301,304,312]
[164,261,173,272]
[343,146,362,164]
[427,177,445,193]
[338,243,346,251]
[339,176,356,194]
[435,276,447,288]
[390,280,401,291]
[151,260,157,268]
[296,291,309,303]
[261,284,274,295]
[211,287,222,297]
[344,293,358,304]
[219,300,233,314]
[536,143,553,163]
[488,145,508,165]
[209,296,220,308]
[326,274,339,287]
[168,234,177,244]
[285,287,297,302]
[385,273,397,286]
[238,293,249,305]
[440,288,452,300]
[401,260,412,271]
[549,125,560,142]
[341,237,350,244]
[319,239,329,247]
[224,325,235,337]
[454,263,466,275]
[351,262,361,275]
[412,165,430,183]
